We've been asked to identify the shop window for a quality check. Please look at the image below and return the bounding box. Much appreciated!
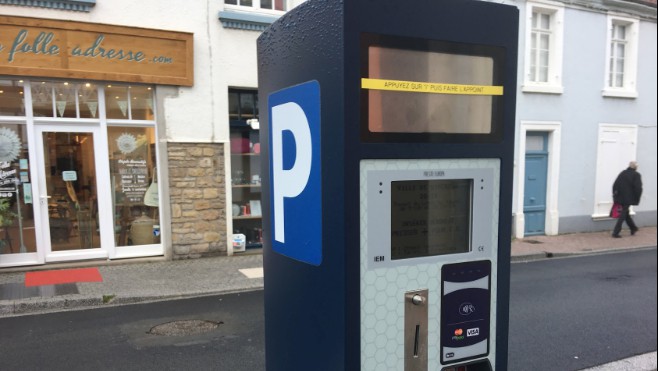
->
[31,81,56,117]
[229,89,259,125]
[1,79,160,266]
[31,81,99,118]
[78,83,99,118]
[129,86,155,120]
[105,84,154,120]
[0,123,37,255]
[105,85,129,119]
[107,126,159,247]
[229,88,261,252]
[229,91,239,121]
[54,82,77,118]
[0,80,26,117]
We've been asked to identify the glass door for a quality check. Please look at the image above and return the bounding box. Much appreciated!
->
[36,125,109,262]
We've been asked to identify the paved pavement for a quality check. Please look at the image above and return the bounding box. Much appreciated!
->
[0,226,655,317]
[0,226,656,369]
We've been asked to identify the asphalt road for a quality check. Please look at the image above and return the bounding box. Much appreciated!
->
[0,248,655,371]
[508,248,657,371]
[0,291,264,371]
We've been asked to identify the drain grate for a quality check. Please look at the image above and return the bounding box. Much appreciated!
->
[523,239,543,244]
[148,320,222,337]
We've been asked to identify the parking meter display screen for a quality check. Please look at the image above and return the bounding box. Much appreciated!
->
[391,179,472,260]
[366,46,495,135]
[360,33,506,143]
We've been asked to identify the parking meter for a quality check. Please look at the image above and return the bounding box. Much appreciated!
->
[258,1,518,370]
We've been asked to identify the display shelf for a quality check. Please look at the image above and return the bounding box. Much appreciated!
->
[230,117,262,250]
[233,215,262,220]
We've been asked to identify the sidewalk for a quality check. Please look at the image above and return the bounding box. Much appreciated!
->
[511,225,657,261]
[0,227,656,318]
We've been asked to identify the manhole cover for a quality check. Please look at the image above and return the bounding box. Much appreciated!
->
[148,320,222,336]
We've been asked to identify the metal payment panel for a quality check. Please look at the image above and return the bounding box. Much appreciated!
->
[360,159,500,370]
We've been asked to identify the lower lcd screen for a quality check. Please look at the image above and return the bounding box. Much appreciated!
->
[391,179,472,260]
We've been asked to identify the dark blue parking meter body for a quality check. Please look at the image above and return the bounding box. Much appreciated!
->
[257,1,518,370]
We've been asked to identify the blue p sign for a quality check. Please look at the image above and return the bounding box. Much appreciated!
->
[268,81,322,266]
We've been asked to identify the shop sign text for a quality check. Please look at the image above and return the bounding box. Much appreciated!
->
[0,16,193,86]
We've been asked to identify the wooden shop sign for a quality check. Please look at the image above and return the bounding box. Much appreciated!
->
[0,16,193,86]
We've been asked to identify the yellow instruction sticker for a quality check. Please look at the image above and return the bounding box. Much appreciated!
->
[361,78,503,96]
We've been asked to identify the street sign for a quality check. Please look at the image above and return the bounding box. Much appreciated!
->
[268,80,322,266]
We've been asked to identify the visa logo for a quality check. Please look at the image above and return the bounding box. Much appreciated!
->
[467,327,480,337]
[268,80,322,266]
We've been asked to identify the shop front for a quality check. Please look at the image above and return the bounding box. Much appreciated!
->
[0,16,193,267]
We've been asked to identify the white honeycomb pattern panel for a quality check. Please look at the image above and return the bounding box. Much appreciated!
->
[360,158,500,370]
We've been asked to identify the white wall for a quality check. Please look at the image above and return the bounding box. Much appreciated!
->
[1,0,305,144]
[512,1,657,234]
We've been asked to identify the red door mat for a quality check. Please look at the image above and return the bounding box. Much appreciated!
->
[25,268,103,287]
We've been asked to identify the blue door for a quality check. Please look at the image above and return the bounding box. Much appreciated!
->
[524,133,548,236]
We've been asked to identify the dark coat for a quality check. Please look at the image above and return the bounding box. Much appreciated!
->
[613,167,643,206]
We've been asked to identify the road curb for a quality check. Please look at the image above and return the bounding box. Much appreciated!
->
[0,286,265,318]
[511,245,656,263]
[2,246,654,317]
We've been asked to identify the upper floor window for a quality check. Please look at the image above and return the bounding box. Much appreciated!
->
[609,24,627,88]
[603,15,639,98]
[523,1,564,94]
[225,0,286,12]
[0,0,95,12]
[530,11,551,83]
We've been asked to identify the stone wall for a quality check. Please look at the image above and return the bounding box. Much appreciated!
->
[168,143,227,258]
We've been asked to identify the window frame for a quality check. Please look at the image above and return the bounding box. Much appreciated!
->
[603,15,639,99]
[224,0,287,15]
[522,0,564,95]
[0,0,95,12]
[228,88,259,127]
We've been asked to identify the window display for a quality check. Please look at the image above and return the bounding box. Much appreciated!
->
[0,123,37,255]
[108,126,159,247]
[229,88,262,251]
[1,77,162,266]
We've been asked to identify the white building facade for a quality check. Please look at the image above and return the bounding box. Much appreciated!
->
[0,0,655,268]
[0,0,304,268]
[510,0,657,238]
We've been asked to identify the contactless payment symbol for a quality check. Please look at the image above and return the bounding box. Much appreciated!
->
[268,80,322,266]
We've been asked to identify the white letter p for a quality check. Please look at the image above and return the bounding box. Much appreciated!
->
[271,102,312,243]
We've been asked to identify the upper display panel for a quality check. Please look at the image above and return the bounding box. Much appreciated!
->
[360,33,506,143]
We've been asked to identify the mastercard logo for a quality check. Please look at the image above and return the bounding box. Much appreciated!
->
[454,328,463,336]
